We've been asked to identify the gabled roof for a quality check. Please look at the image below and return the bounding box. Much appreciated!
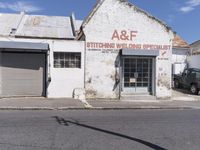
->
[190,40,200,47]
[81,0,105,28]
[172,35,190,49]
[81,0,174,33]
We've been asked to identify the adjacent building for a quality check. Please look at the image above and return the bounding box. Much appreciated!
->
[0,13,85,98]
[172,35,190,75]
[187,40,200,69]
[190,40,200,55]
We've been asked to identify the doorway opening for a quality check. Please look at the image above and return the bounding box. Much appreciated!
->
[121,57,155,95]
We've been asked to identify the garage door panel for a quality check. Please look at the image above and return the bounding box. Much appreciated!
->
[2,52,46,97]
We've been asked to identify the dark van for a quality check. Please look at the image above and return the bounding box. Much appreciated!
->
[174,68,200,95]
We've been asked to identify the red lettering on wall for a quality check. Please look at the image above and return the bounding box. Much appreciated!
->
[111,30,120,40]
[130,31,138,41]
[112,30,138,41]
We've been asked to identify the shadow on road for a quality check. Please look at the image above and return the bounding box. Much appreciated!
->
[52,116,167,150]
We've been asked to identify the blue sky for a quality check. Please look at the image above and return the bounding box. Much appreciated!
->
[0,0,199,44]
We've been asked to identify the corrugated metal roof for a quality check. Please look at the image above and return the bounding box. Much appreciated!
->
[0,13,21,36]
[172,35,190,49]
[0,13,83,39]
[16,15,74,39]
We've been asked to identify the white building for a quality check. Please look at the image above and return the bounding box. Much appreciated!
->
[0,13,85,98]
[187,40,200,69]
[172,35,190,75]
[0,0,176,100]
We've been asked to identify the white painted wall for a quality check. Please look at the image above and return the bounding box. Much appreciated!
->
[48,40,85,98]
[187,55,200,69]
[172,48,189,74]
[0,37,85,98]
[172,53,187,64]
[83,0,174,99]
[172,63,187,75]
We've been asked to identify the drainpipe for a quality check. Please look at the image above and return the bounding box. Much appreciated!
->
[70,13,77,37]
[9,11,25,36]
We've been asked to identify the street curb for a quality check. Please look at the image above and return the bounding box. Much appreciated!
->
[0,107,85,110]
[0,106,199,110]
[81,107,199,110]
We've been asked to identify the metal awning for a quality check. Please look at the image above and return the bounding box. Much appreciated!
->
[0,41,49,51]
[122,49,159,56]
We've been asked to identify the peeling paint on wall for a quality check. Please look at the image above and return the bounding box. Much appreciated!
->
[83,0,173,99]
[157,76,171,90]
[86,89,97,98]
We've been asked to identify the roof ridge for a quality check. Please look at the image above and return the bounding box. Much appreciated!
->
[81,0,174,34]
[82,0,106,28]
[190,40,200,46]
[125,1,173,33]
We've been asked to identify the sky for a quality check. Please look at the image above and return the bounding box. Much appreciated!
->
[0,0,199,44]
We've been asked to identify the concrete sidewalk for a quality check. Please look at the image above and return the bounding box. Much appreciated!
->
[0,97,85,110]
[0,96,200,110]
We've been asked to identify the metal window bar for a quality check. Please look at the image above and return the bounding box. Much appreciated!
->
[54,52,81,68]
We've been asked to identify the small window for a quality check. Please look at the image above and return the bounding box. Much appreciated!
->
[54,52,81,68]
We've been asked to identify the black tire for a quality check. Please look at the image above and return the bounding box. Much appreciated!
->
[174,79,180,88]
[190,84,199,95]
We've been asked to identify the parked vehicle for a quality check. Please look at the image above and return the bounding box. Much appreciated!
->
[174,68,200,95]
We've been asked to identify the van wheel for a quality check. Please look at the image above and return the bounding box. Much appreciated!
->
[190,84,199,95]
[174,80,180,88]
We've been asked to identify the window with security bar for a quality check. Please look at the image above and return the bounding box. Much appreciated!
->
[54,52,81,68]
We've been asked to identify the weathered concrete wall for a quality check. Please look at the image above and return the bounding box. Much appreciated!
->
[83,0,174,99]
[0,37,84,98]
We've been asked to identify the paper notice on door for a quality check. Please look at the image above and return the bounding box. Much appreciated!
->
[129,78,136,83]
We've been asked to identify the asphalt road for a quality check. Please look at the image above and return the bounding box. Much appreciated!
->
[0,109,200,150]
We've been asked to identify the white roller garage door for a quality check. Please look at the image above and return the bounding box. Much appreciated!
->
[1,52,46,97]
